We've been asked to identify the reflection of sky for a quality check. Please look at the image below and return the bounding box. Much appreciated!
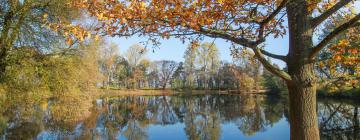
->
[3,94,359,140]
[33,117,290,140]
[118,123,188,140]
[36,123,84,140]
[221,118,290,140]
[116,118,290,140]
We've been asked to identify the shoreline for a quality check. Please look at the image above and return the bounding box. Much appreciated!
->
[96,89,268,98]
[91,88,360,101]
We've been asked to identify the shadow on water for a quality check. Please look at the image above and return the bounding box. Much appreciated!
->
[0,94,359,140]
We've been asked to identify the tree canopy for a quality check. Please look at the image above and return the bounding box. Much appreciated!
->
[72,0,359,83]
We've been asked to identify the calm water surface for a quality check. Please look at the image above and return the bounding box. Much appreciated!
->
[1,94,359,140]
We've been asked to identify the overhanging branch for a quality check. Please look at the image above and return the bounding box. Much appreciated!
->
[198,25,288,63]
[260,49,287,61]
[198,27,257,47]
[311,0,352,28]
[252,47,292,82]
[258,0,288,40]
[310,13,360,59]
[260,0,288,26]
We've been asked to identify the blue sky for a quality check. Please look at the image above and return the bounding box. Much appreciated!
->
[108,33,289,67]
[108,2,359,68]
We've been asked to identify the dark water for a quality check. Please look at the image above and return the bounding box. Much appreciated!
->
[1,94,359,140]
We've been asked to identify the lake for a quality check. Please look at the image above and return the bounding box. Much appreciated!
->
[1,94,359,140]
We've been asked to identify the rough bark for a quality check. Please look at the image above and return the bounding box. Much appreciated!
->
[287,66,319,140]
[286,0,320,139]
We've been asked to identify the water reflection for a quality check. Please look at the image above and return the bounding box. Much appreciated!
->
[0,94,359,140]
[318,99,360,140]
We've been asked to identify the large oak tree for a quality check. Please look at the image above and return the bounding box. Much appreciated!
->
[74,0,360,139]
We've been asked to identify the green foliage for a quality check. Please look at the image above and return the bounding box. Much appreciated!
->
[0,115,6,135]
[261,64,286,94]
[0,39,103,128]
[3,45,98,94]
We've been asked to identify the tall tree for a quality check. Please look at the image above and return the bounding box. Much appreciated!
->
[157,60,177,89]
[77,0,360,139]
[183,45,197,88]
[124,44,148,88]
[136,59,151,88]
[171,62,186,89]
[76,39,103,90]
[125,44,147,68]
[196,42,220,89]
[148,61,160,88]
[114,57,132,88]
[99,42,119,87]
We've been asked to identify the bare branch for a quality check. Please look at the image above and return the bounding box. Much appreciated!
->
[310,13,360,59]
[260,49,287,61]
[198,27,258,47]
[252,47,292,82]
[311,0,352,28]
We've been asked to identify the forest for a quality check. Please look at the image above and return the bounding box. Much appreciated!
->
[96,41,281,91]
[0,0,359,140]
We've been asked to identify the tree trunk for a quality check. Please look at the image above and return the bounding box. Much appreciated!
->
[162,83,166,90]
[286,0,320,139]
[286,65,319,140]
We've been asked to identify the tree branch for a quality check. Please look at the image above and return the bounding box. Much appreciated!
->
[260,49,287,61]
[260,0,288,26]
[252,47,292,82]
[197,26,291,80]
[258,0,288,40]
[311,0,352,28]
[310,13,360,59]
[198,27,258,47]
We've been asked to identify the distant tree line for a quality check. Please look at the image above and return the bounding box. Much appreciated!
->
[99,42,284,92]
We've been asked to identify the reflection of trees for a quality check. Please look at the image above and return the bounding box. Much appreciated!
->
[123,120,148,140]
[318,99,360,139]
[1,96,44,139]
[104,96,149,140]
[0,94,287,139]
[3,94,360,140]
[153,96,179,124]
[75,96,360,140]
[183,95,221,140]
[8,95,360,140]
[6,121,42,140]
[111,94,286,139]
[263,95,286,126]
[234,95,266,136]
